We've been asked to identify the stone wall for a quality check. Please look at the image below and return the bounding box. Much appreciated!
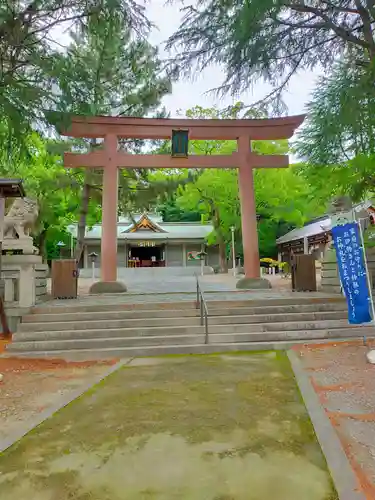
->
[321,247,375,294]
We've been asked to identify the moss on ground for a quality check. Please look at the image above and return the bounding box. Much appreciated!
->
[0,352,337,499]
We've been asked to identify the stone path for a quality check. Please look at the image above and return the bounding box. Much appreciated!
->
[48,270,295,296]
[40,288,338,308]
[42,271,333,307]
[0,353,337,500]
[295,341,375,500]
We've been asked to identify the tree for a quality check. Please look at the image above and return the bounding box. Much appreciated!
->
[0,0,149,141]
[295,60,375,201]
[157,196,201,222]
[177,166,317,265]
[167,0,375,107]
[173,105,317,266]
[0,132,91,259]
[55,14,172,261]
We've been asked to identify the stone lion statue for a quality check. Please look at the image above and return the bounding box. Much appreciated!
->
[3,198,39,239]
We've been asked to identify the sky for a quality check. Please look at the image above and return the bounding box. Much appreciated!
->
[147,0,321,117]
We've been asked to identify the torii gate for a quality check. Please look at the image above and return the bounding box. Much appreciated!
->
[62,115,304,291]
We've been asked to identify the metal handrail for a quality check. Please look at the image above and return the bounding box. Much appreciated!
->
[195,275,209,344]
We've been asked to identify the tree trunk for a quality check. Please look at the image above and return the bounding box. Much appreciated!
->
[37,228,48,262]
[218,239,228,273]
[211,205,228,273]
[74,139,97,263]
[74,170,91,263]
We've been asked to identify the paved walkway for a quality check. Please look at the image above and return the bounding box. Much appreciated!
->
[45,271,327,303]
[295,341,375,499]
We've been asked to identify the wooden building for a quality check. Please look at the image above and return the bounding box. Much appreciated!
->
[277,202,375,263]
[68,213,220,269]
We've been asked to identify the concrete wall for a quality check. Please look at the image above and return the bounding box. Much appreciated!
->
[117,244,126,267]
[166,244,184,266]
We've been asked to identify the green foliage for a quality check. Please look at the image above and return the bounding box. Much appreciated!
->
[53,13,175,259]
[55,15,171,119]
[0,0,150,146]
[167,0,375,107]
[295,60,375,202]
[0,132,91,258]
[158,197,201,222]
[172,105,317,258]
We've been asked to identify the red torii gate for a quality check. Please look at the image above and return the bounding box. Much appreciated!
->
[62,115,304,291]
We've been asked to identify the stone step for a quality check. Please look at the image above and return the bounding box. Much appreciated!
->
[209,311,347,325]
[30,296,345,316]
[13,317,357,342]
[13,325,206,341]
[30,300,198,315]
[18,316,202,332]
[18,310,347,333]
[6,328,373,359]
[22,308,201,323]
[22,302,348,324]
[8,334,205,351]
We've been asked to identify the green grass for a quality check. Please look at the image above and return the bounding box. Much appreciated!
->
[0,352,337,500]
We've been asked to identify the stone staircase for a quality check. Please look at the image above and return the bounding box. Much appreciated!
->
[5,296,374,360]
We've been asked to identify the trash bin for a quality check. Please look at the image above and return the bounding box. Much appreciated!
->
[51,259,78,299]
[291,254,317,292]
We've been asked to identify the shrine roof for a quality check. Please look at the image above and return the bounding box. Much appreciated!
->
[67,214,213,240]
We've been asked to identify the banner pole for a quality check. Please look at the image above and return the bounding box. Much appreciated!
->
[356,217,375,345]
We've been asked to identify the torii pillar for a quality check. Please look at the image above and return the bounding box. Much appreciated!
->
[237,136,261,287]
[61,114,304,293]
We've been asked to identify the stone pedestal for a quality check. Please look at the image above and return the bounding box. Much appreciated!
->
[1,254,48,307]
[89,280,127,294]
[2,236,38,255]
[236,277,272,289]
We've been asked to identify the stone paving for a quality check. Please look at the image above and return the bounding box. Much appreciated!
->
[296,341,375,500]
[48,270,294,295]
[0,353,337,500]
[42,272,333,307]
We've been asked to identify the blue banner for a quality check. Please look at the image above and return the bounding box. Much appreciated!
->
[332,222,371,324]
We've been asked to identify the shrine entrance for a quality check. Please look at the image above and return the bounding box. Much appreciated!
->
[61,115,304,293]
[128,243,165,268]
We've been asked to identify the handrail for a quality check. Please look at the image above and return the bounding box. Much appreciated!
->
[195,275,209,344]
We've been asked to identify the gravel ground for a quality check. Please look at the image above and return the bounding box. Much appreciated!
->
[296,340,375,500]
[0,346,116,443]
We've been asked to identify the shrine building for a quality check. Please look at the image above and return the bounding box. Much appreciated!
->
[68,213,219,269]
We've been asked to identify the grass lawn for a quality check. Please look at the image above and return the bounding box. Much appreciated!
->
[0,352,337,500]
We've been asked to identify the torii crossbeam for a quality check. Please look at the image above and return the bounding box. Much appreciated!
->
[61,115,305,291]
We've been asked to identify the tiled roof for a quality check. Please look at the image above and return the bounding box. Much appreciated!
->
[276,218,331,244]
[276,201,373,245]
[67,221,213,240]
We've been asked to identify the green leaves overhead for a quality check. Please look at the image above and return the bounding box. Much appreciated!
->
[167,0,375,108]
[0,0,151,144]
[295,60,375,202]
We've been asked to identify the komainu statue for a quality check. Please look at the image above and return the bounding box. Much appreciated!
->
[2,198,39,254]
